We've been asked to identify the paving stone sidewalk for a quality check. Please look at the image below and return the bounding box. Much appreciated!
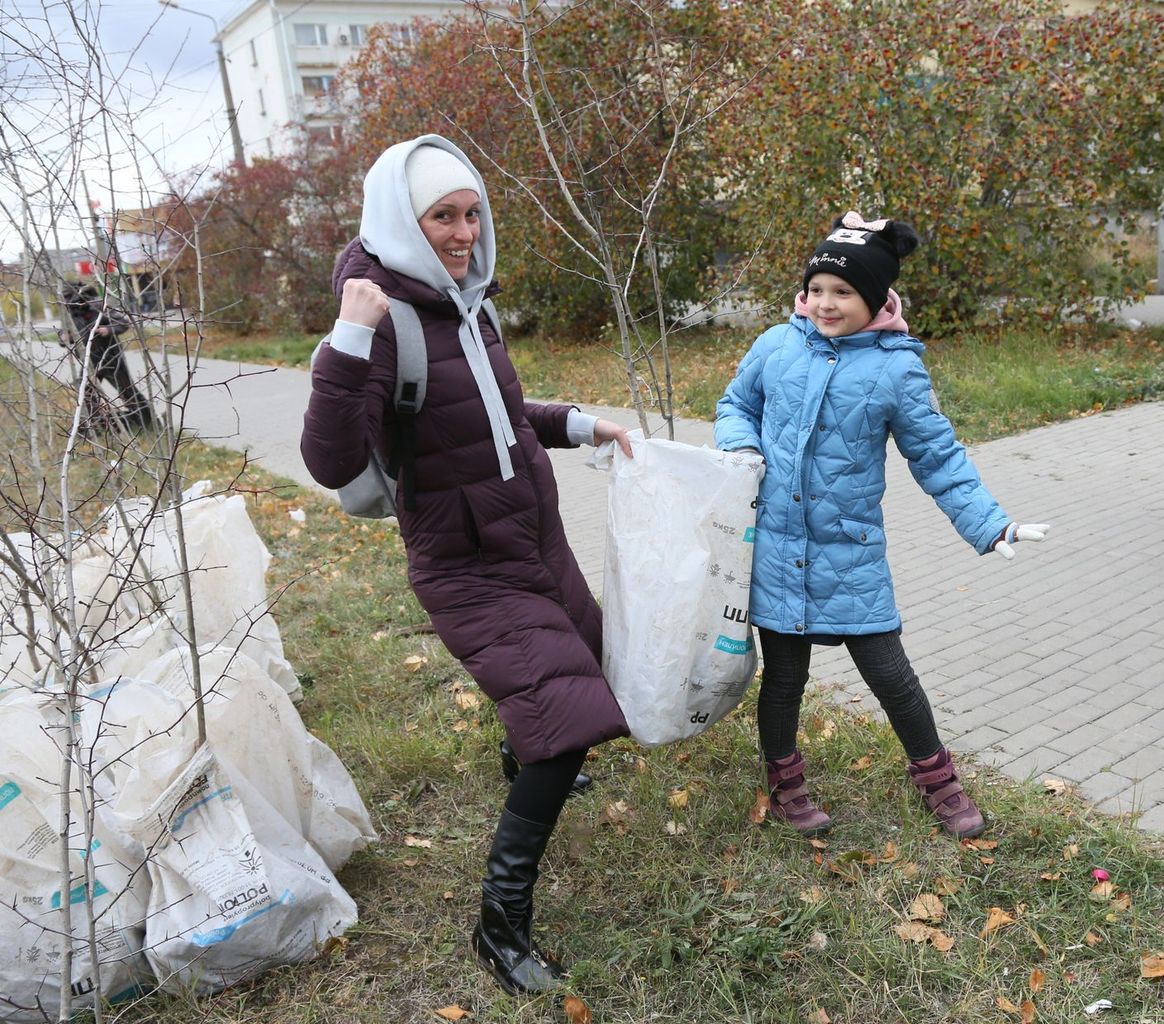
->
[7,336,1162,829]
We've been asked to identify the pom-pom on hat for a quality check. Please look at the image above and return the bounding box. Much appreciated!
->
[404,144,480,218]
[802,211,920,316]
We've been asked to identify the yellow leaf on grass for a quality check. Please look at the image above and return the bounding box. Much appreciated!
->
[1039,871,1062,881]
[562,996,592,1024]
[1062,843,1080,860]
[1020,999,1036,1023]
[895,921,932,943]
[899,861,921,880]
[850,754,874,770]
[668,788,690,809]
[809,837,830,850]
[930,929,956,952]
[435,1006,469,1021]
[934,876,963,896]
[908,894,945,922]
[1085,931,1103,947]
[403,654,428,672]
[963,837,998,851]
[1111,892,1132,912]
[1090,880,1114,900]
[806,1008,831,1024]
[997,995,1020,1013]
[749,788,769,824]
[1029,968,1045,993]
[880,841,899,862]
[404,835,433,848]
[1141,953,1164,979]
[1043,777,1068,795]
[800,886,826,905]
[454,689,480,710]
[980,907,1016,938]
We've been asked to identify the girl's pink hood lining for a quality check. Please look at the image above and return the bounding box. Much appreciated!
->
[794,287,909,335]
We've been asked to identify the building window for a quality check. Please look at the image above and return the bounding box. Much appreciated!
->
[301,75,334,98]
[293,23,328,46]
[307,125,342,145]
[346,24,367,45]
[387,23,416,48]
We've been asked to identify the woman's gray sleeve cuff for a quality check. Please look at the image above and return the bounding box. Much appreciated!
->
[566,408,598,446]
[328,319,375,361]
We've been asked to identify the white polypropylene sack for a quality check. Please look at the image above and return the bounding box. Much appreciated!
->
[596,436,762,746]
[79,682,358,995]
[86,651,374,872]
[0,688,151,1023]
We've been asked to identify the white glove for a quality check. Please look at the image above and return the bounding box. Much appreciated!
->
[992,522,1050,560]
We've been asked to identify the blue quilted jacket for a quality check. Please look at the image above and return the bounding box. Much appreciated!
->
[715,309,1009,636]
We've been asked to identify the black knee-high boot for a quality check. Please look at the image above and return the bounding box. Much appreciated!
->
[470,808,564,995]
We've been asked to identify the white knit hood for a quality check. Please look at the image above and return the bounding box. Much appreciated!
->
[359,135,515,479]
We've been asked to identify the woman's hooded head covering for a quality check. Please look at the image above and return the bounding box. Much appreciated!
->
[357,135,515,480]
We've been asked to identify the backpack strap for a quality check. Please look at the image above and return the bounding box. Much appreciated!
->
[386,300,427,513]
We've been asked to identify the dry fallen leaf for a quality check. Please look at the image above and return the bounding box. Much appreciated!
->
[454,689,480,710]
[1020,1000,1036,1023]
[404,835,433,849]
[980,907,1016,938]
[562,996,592,1024]
[435,1006,469,1021]
[1111,892,1132,912]
[850,754,874,770]
[668,788,690,809]
[1029,968,1045,993]
[1085,930,1103,947]
[930,929,956,952]
[817,720,837,740]
[1062,843,1080,860]
[1090,880,1115,900]
[809,837,830,850]
[723,878,740,896]
[1141,953,1164,979]
[452,719,470,733]
[899,861,921,880]
[880,840,899,862]
[963,837,998,851]
[908,894,946,923]
[997,996,1020,1013]
[320,935,348,958]
[1042,777,1068,796]
[934,876,963,896]
[1039,871,1062,881]
[664,820,688,836]
[800,886,826,905]
[895,921,932,944]
[979,856,996,866]
[403,654,428,672]
[806,1008,831,1024]
[749,788,769,824]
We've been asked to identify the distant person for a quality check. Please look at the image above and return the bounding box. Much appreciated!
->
[60,282,154,430]
[715,212,1050,839]
[301,135,633,995]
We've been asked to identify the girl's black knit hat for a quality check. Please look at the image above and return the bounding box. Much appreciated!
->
[802,212,920,316]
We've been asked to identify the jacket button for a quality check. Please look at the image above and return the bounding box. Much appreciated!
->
[819,424,826,431]
[792,493,801,502]
[795,623,805,632]
[810,494,817,501]
[860,532,868,541]
[795,559,804,568]
[827,357,837,364]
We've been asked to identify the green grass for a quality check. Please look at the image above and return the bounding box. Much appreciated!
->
[65,457,1159,1024]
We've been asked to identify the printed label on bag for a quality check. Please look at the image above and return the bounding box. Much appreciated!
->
[714,634,754,656]
[0,779,20,812]
[744,527,756,543]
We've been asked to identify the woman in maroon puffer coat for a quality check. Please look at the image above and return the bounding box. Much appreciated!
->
[301,135,632,996]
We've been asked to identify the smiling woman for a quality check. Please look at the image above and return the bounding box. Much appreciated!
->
[300,134,636,998]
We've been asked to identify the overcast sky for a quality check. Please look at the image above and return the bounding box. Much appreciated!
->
[2,0,250,260]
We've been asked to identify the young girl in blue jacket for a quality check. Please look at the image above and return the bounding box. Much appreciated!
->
[715,213,1049,838]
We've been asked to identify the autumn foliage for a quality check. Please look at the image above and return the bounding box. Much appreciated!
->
[193,0,1162,337]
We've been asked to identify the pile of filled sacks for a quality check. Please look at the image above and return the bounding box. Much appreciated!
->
[0,483,375,1021]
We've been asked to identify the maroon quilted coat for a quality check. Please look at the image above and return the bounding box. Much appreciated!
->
[301,240,628,762]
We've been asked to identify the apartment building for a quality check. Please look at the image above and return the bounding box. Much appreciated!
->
[218,0,475,160]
